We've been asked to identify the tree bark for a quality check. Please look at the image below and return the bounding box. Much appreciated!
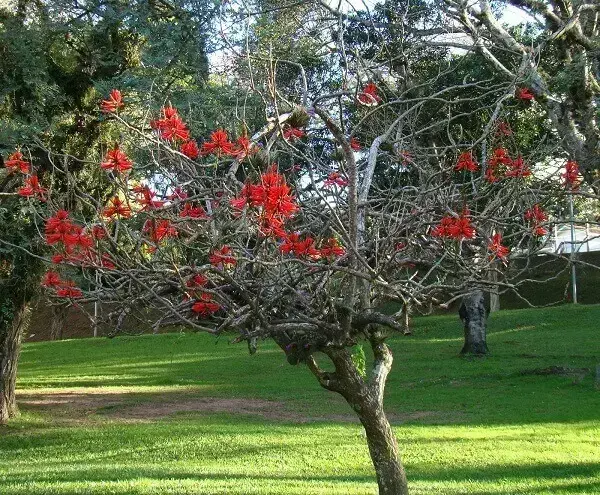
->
[459,290,489,355]
[355,399,409,495]
[488,270,500,313]
[50,303,67,340]
[307,344,409,494]
[0,303,30,424]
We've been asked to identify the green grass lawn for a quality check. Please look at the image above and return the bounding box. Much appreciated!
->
[1,305,599,494]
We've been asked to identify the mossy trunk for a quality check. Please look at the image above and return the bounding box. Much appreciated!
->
[459,290,489,355]
[0,302,31,424]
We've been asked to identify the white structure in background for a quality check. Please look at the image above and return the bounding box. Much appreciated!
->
[544,224,600,254]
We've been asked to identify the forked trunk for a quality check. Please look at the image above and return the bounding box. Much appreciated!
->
[459,290,488,355]
[355,399,409,495]
[0,303,30,424]
[51,303,68,340]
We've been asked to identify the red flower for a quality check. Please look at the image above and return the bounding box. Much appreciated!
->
[144,219,177,244]
[151,106,190,142]
[56,282,83,299]
[91,225,107,239]
[179,203,208,219]
[101,146,132,174]
[562,160,581,190]
[230,136,256,160]
[280,233,320,258]
[283,126,305,142]
[516,87,534,101]
[100,254,116,270]
[167,187,188,201]
[357,83,381,106]
[42,271,63,288]
[134,186,165,210]
[18,175,47,201]
[350,138,361,151]
[187,274,208,288]
[320,238,345,258]
[524,204,548,236]
[324,172,349,187]
[191,293,220,317]
[486,148,513,182]
[4,151,30,174]
[103,197,131,218]
[180,140,199,159]
[488,233,510,261]
[432,211,476,240]
[51,254,65,264]
[505,155,531,178]
[200,129,235,157]
[454,152,478,172]
[209,245,236,267]
[100,89,124,113]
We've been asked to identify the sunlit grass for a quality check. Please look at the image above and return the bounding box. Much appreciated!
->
[2,305,599,494]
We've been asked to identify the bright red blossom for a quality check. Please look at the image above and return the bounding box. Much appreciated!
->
[42,271,63,288]
[151,106,190,142]
[283,126,305,141]
[180,140,199,159]
[18,175,47,201]
[4,151,30,174]
[488,233,510,261]
[230,136,256,160]
[454,152,478,172]
[357,83,381,106]
[191,293,220,317]
[524,204,548,236]
[134,186,165,210]
[516,87,534,101]
[101,147,132,174]
[100,89,124,113]
[144,219,177,244]
[562,160,581,190]
[350,137,361,151]
[324,172,349,188]
[179,203,208,219]
[431,212,476,240]
[505,155,531,178]
[209,245,236,267]
[319,238,345,258]
[200,129,235,157]
[103,197,131,218]
[280,233,320,258]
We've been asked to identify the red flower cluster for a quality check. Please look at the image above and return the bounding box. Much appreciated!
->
[350,137,361,151]
[133,185,165,210]
[283,126,305,142]
[524,204,548,236]
[151,106,190,142]
[319,238,345,258]
[280,233,320,258]
[45,210,93,252]
[454,152,478,172]
[431,211,476,240]
[324,172,349,188]
[101,146,132,174]
[562,160,581,190]
[231,168,298,237]
[100,89,124,113]
[180,140,199,159]
[191,293,220,317]
[179,203,208,219]
[41,271,83,299]
[357,83,381,106]
[18,175,47,201]
[200,129,234,157]
[143,219,177,245]
[4,151,30,174]
[488,233,510,261]
[209,245,236,267]
[103,197,131,218]
[516,87,534,101]
[486,148,530,182]
[230,136,256,160]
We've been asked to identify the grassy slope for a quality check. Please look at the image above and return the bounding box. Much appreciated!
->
[1,305,599,494]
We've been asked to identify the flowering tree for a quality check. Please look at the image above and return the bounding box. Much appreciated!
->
[4,71,597,492]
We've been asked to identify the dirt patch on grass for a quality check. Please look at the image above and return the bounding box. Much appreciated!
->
[17,390,449,425]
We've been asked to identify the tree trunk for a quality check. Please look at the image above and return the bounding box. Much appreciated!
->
[0,303,30,424]
[307,344,409,494]
[355,400,409,495]
[459,290,488,355]
[488,270,500,313]
[50,303,67,340]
